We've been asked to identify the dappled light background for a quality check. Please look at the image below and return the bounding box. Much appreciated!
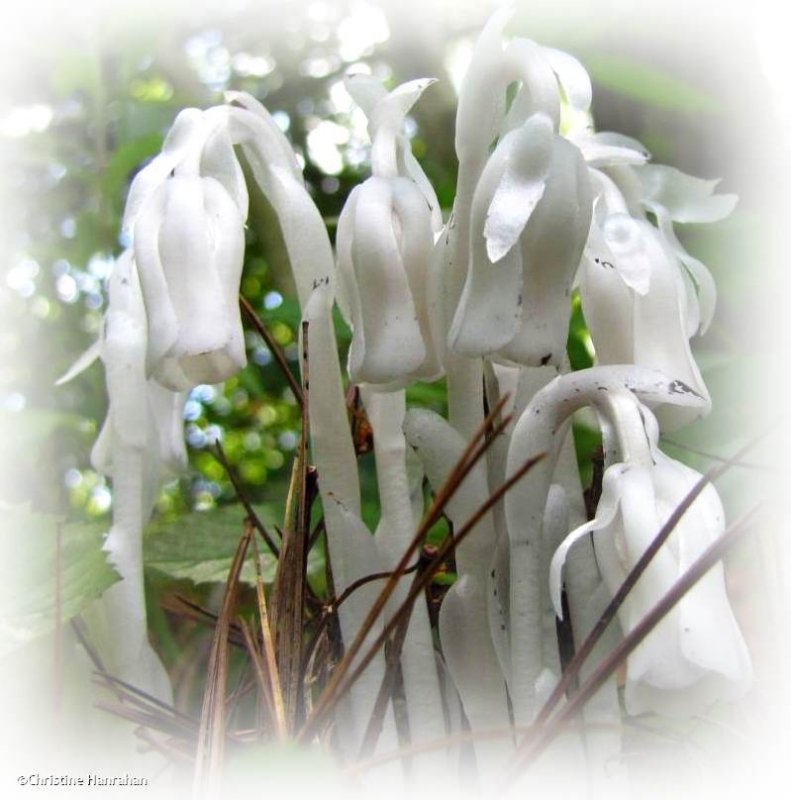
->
[1,0,790,796]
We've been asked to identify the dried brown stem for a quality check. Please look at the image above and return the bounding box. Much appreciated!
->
[213,438,281,557]
[240,294,304,409]
[193,520,254,799]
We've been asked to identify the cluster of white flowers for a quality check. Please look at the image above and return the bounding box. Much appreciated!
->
[71,6,751,792]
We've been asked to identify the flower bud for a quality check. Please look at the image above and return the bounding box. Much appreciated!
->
[133,174,246,391]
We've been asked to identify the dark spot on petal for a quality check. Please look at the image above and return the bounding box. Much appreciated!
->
[668,379,702,398]
[540,353,551,366]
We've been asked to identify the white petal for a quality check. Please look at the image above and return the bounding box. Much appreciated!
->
[579,249,634,364]
[448,219,522,357]
[542,46,592,112]
[500,38,562,133]
[335,184,362,327]
[637,164,738,223]
[203,177,247,374]
[580,132,650,167]
[157,177,230,358]
[601,213,653,294]
[55,339,101,386]
[629,229,711,428]
[369,78,437,177]
[500,135,592,366]
[484,114,553,263]
[132,184,179,371]
[122,108,205,232]
[200,114,249,219]
[391,178,443,380]
[348,178,425,384]
[450,121,551,357]
[549,464,626,618]
[651,202,717,334]
[398,145,444,232]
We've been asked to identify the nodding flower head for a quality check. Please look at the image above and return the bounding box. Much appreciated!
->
[132,172,246,391]
[448,112,592,366]
[579,169,715,431]
[122,107,249,392]
[550,400,751,717]
[335,76,443,388]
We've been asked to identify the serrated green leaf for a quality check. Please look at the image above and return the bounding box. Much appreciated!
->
[0,507,119,656]
[144,503,325,587]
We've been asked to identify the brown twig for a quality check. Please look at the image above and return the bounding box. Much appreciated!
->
[269,320,312,732]
[240,294,304,409]
[193,519,254,799]
[161,594,247,648]
[250,535,288,739]
[213,438,280,557]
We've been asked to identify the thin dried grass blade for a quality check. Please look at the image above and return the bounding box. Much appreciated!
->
[161,594,247,647]
[240,294,304,409]
[193,520,254,799]
[238,618,277,736]
[214,438,281,557]
[268,320,311,732]
[251,536,288,739]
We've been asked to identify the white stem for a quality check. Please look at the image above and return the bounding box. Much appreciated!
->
[404,409,512,776]
[552,425,627,795]
[361,388,447,773]
[89,448,171,703]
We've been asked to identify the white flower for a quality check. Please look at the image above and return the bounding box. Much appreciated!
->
[550,401,751,717]
[579,169,713,430]
[448,112,592,366]
[335,77,442,387]
[503,367,708,724]
[85,250,185,701]
[132,173,246,391]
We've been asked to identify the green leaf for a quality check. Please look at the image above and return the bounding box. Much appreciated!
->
[0,507,119,656]
[144,503,325,587]
[586,55,721,113]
